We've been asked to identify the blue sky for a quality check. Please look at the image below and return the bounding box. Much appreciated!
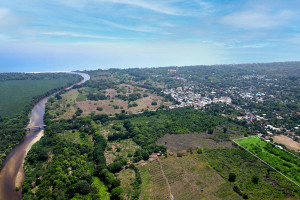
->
[0,0,300,72]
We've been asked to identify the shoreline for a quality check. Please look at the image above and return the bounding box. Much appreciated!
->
[15,130,44,189]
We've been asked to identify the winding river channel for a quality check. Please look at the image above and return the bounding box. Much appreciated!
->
[0,72,90,200]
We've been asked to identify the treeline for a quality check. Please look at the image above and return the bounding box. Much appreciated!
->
[0,72,82,81]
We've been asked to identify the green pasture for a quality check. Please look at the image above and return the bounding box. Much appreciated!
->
[0,78,75,117]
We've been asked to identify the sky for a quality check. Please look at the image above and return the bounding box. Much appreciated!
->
[0,0,300,72]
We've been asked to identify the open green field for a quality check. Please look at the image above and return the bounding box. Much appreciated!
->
[0,77,78,117]
[235,136,300,186]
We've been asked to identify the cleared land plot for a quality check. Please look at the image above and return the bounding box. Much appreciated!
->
[59,130,93,147]
[47,89,79,119]
[105,139,139,165]
[140,155,241,200]
[235,137,300,186]
[140,160,176,200]
[157,133,232,152]
[76,94,170,116]
[118,168,136,200]
[205,148,300,199]
[272,135,300,152]
[0,78,75,117]
[52,84,172,118]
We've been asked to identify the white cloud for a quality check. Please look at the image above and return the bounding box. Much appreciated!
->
[56,0,187,16]
[0,34,11,41]
[0,7,24,28]
[99,19,157,32]
[221,9,294,29]
[104,0,180,15]
[40,31,121,40]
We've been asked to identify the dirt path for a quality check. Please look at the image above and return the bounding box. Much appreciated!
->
[157,158,174,200]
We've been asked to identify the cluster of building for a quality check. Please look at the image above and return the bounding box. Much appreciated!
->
[236,112,268,122]
[163,87,231,109]
[239,92,266,99]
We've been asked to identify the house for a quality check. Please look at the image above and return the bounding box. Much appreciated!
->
[257,133,263,137]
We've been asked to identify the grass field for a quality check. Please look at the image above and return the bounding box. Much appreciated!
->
[118,168,136,200]
[0,77,77,117]
[140,154,240,200]
[59,130,93,147]
[235,137,300,186]
[105,139,140,165]
[205,148,300,199]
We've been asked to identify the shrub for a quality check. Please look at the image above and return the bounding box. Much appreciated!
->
[229,172,236,182]
[151,101,157,105]
[97,107,103,111]
[252,175,259,184]
[197,147,203,154]
[242,193,249,199]
[111,186,123,199]
[208,128,213,134]
[75,108,83,116]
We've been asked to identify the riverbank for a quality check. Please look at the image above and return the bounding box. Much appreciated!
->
[15,130,44,189]
[0,72,90,200]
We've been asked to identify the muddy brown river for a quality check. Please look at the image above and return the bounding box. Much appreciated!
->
[0,72,89,200]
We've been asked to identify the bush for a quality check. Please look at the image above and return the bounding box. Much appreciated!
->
[151,101,157,105]
[252,175,259,184]
[197,147,203,154]
[97,107,103,111]
[75,108,83,116]
[111,186,123,199]
[208,128,213,134]
[229,172,236,182]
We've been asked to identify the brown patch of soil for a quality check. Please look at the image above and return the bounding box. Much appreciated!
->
[272,135,300,151]
[157,133,232,152]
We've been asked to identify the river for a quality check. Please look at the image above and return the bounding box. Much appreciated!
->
[0,72,90,200]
